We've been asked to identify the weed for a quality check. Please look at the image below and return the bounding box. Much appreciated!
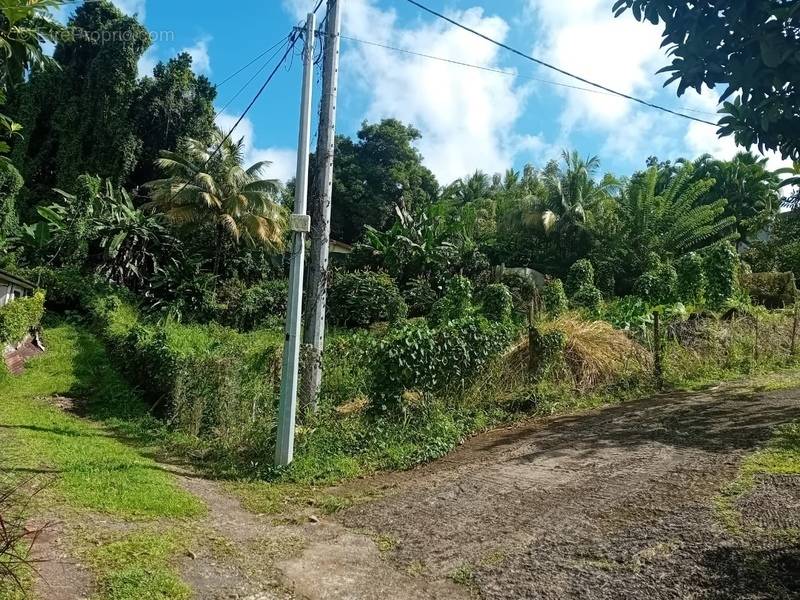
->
[715,421,800,533]
[374,534,396,554]
[450,563,476,586]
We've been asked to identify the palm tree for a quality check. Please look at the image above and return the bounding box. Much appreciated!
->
[445,170,492,205]
[146,129,287,275]
[619,164,737,263]
[544,150,619,231]
[694,152,781,247]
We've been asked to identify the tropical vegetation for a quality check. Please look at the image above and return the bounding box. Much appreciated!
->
[1,1,800,596]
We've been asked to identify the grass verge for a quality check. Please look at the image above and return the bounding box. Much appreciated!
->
[0,323,203,598]
[716,420,800,533]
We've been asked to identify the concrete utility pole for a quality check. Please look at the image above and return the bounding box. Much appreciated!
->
[303,0,343,410]
[275,13,316,467]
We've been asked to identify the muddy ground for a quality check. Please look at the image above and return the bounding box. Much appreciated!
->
[281,383,800,599]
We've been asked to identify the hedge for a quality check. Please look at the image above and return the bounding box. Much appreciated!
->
[0,290,45,345]
[98,295,281,436]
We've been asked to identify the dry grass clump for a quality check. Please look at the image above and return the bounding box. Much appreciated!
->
[463,314,652,405]
[540,314,652,389]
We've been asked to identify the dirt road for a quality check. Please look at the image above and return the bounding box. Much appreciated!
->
[280,383,800,599]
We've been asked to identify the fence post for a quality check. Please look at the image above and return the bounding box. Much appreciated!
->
[792,299,799,357]
[753,316,760,362]
[653,311,663,390]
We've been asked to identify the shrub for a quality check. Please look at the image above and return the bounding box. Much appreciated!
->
[430,275,473,326]
[542,278,568,317]
[571,284,603,314]
[501,272,538,315]
[480,284,513,322]
[403,278,437,317]
[328,271,407,328]
[21,266,90,311]
[0,290,45,345]
[633,261,678,305]
[528,326,566,380]
[0,162,23,239]
[566,259,595,296]
[370,316,513,411]
[740,272,797,308]
[703,242,739,309]
[224,279,288,330]
[676,252,706,304]
[602,296,652,337]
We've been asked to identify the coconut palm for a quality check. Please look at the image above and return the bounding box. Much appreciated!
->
[146,130,287,274]
[544,151,619,231]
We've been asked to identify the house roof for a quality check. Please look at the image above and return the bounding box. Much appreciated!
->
[0,268,35,290]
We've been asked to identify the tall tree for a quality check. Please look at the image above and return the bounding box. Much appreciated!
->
[0,0,61,160]
[10,1,149,191]
[130,53,217,188]
[693,152,781,247]
[146,130,287,276]
[8,0,216,200]
[615,0,800,160]
[329,119,439,244]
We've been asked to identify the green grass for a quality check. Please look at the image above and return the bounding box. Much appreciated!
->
[227,480,380,517]
[716,420,800,533]
[0,323,203,597]
[87,531,191,600]
[0,324,203,518]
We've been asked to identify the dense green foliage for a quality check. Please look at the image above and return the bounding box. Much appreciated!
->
[542,278,568,316]
[0,289,44,344]
[329,119,439,244]
[703,242,740,308]
[328,271,407,328]
[480,283,513,323]
[370,316,513,413]
[9,1,216,194]
[615,0,799,160]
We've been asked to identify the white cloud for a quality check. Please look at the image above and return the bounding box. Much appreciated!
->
[215,112,297,183]
[526,0,792,172]
[182,37,212,75]
[112,0,146,19]
[335,0,540,183]
[137,46,158,77]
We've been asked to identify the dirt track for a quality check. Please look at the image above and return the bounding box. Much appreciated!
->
[280,383,800,599]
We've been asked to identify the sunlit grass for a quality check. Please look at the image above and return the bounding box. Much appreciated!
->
[0,325,203,518]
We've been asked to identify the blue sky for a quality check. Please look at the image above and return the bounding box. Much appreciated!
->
[66,0,788,183]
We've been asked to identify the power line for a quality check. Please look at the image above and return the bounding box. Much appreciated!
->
[159,31,301,208]
[401,0,718,127]
[215,37,293,118]
[342,34,720,118]
[216,36,291,88]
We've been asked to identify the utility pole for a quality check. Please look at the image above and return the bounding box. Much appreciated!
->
[275,13,316,468]
[304,0,343,410]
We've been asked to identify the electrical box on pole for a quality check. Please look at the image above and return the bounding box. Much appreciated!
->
[275,13,316,467]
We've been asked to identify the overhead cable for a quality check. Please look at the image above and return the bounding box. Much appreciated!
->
[402,0,718,127]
